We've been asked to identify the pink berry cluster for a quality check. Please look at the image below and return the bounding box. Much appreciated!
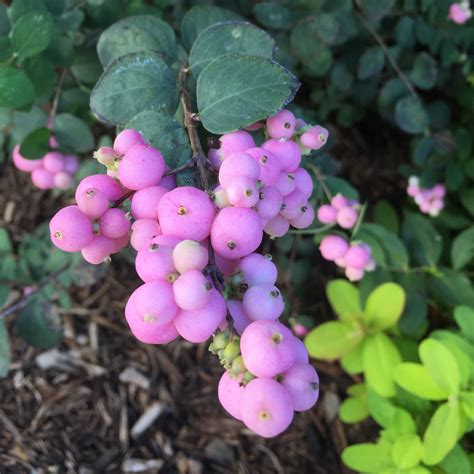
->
[448,1,472,24]
[317,194,361,229]
[12,145,79,191]
[407,176,445,217]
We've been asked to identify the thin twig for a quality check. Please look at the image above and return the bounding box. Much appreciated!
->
[308,164,333,201]
[163,158,196,176]
[48,69,68,124]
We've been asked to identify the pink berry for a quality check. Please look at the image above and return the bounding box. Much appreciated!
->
[331,194,349,210]
[432,184,446,198]
[173,270,212,311]
[337,206,358,229]
[275,172,296,196]
[43,152,64,173]
[264,214,289,238]
[211,207,263,259]
[99,208,131,238]
[293,168,313,198]
[31,168,55,189]
[81,235,114,264]
[159,168,177,191]
[266,109,296,139]
[118,144,165,190]
[240,377,294,438]
[246,147,281,186]
[262,139,301,172]
[135,241,176,282]
[280,363,319,412]
[317,205,337,224]
[125,290,178,345]
[240,320,297,377]
[130,185,167,220]
[114,129,146,156]
[130,219,161,251]
[174,289,226,343]
[62,155,79,174]
[151,234,181,248]
[345,267,364,281]
[209,130,256,169]
[172,240,208,274]
[319,235,349,261]
[226,299,252,334]
[77,188,109,219]
[294,337,309,364]
[225,176,259,208]
[290,203,315,229]
[255,186,283,220]
[50,205,94,252]
[12,145,43,172]
[218,372,245,421]
[281,190,308,221]
[344,244,371,269]
[300,125,329,150]
[158,187,216,241]
[243,284,284,321]
[76,174,125,202]
[111,233,130,253]
[215,253,240,277]
[219,152,260,188]
[54,171,73,190]
[239,253,277,286]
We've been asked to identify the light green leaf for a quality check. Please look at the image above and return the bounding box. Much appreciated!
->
[305,321,363,360]
[0,67,34,108]
[11,11,53,58]
[422,402,460,465]
[451,227,474,270]
[341,341,365,374]
[97,15,177,68]
[420,339,461,395]
[363,283,405,331]
[363,333,401,397]
[342,443,394,473]
[53,113,94,153]
[460,392,474,420]
[0,319,10,378]
[395,97,429,135]
[326,279,362,322]
[189,22,275,77]
[391,434,423,469]
[180,5,241,49]
[197,53,299,134]
[393,362,448,400]
[339,396,369,424]
[90,52,179,126]
[454,306,474,341]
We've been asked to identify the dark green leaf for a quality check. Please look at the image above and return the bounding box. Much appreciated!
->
[330,62,353,92]
[189,22,275,77]
[395,17,415,48]
[439,444,471,474]
[360,0,394,21]
[44,33,74,66]
[451,226,474,270]
[373,200,399,234]
[24,55,55,96]
[97,15,177,68]
[71,48,102,85]
[358,46,384,80]
[90,52,179,126]
[0,67,34,108]
[8,0,47,24]
[53,113,94,153]
[197,54,299,134]
[253,2,291,30]
[428,268,474,307]
[395,96,429,134]
[19,126,50,159]
[313,13,340,45]
[11,11,53,58]
[0,4,10,34]
[460,188,474,216]
[410,52,437,90]
[0,319,10,377]
[0,36,12,61]
[55,9,84,33]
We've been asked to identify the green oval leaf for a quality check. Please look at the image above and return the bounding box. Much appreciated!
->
[360,0,395,22]
[11,11,53,59]
[97,15,177,68]
[326,279,362,322]
[53,113,94,153]
[0,320,10,378]
[197,53,299,134]
[19,126,50,158]
[392,434,423,469]
[90,52,179,126]
[339,396,369,424]
[395,96,429,135]
[0,67,34,108]
[189,22,275,77]
[410,52,437,90]
[342,443,393,473]
[454,306,474,341]
[451,226,474,270]
[358,46,385,80]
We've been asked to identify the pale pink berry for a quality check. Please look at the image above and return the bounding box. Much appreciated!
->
[130,185,167,220]
[300,125,329,150]
[114,129,146,155]
[266,109,296,139]
[280,363,319,412]
[159,168,176,191]
[290,204,315,229]
[31,168,55,189]
[151,234,181,248]
[240,320,297,377]
[77,188,109,219]
[215,253,241,277]
[12,145,43,172]
[43,152,64,173]
[172,240,208,274]
[211,207,263,259]
[246,147,281,186]
[130,219,161,251]
[107,169,119,179]
[262,139,301,172]
[319,235,349,261]
[174,289,226,343]
[432,184,446,198]
[275,172,296,196]
[225,176,259,208]
[50,205,94,252]
[429,199,444,216]
[49,135,58,148]
[133,280,178,326]
[158,187,216,241]
[245,121,264,131]
[118,144,165,190]
[135,242,176,282]
[240,377,294,438]
[345,267,364,281]
[337,206,358,229]
[331,194,348,210]
[111,233,130,253]
[317,205,337,224]
[407,184,419,197]
[449,3,472,24]
[256,186,283,220]
[218,372,245,421]
[243,284,284,321]
[125,290,178,344]
[226,299,251,334]
[344,244,371,269]
[76,174,125,202]
[293,168,313,198]
[294,337,309,363]
[173,270,211,311]
[81,235,114,264]
[54,171,73,190]
[99,208,130,238]
[209,130,256,169]
[281,190,307,221]
[212,185,231,209]
[219,152,260,188]
[94,146,117,166]
[264,214,290,238]
[239,253,277,286]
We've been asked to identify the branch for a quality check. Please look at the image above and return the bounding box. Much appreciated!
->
[48,69,68,125]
